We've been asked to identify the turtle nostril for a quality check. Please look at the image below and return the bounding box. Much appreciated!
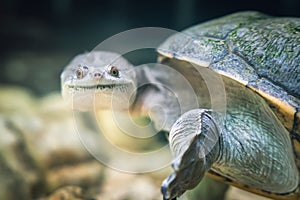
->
[94,73,102,78]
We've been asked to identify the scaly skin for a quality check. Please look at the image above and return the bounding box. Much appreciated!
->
[157,11,300,199]
[61,50,299,200]
[61,11,300,198]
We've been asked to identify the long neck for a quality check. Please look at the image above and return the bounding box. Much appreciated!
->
[129,66,157,115]
[130,65,183,132]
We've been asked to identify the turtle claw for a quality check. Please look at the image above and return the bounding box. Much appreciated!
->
[161,173,175,200]
[161,157,195,200]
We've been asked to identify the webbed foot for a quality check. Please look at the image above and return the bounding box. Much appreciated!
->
[161,134,205,200]
[161,109,221,200]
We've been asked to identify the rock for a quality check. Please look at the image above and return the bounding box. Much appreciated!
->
[1,85,273,200]
[0,86,103,199]
[46,161,103,192]
[44,185,85,200]
[0,112,44,199]
[97,168,162,200]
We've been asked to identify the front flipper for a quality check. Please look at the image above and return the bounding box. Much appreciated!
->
[161,109,222,200]
[161,133,208,200]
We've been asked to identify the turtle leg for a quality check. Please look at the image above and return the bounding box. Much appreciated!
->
[161,109,222,200]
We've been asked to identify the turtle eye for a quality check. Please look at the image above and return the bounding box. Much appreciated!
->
[76,66,88,79]
[76,68,83,79]
[108,66,119,77]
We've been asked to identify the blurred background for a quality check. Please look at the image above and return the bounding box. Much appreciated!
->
[1,1,299,199]
[0,0,299,95]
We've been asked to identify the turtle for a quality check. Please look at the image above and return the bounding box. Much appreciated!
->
[61,11,300,200]
[157,11,300,199]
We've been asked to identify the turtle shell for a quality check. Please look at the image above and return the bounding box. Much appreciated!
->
[157,11,300,199]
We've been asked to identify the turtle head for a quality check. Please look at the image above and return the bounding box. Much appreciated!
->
[162,109,221,199]
[61,51,137,111]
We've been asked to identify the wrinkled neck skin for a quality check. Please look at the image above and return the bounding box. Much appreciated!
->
[130,66,183,131]
[129,66,158,115]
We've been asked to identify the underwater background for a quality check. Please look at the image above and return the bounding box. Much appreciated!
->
[1,0,299,94]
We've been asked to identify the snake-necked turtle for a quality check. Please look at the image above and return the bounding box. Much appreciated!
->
[158,11,300,200]
[61,11,300,200]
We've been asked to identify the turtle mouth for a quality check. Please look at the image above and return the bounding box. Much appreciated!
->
[67,84,117,91]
